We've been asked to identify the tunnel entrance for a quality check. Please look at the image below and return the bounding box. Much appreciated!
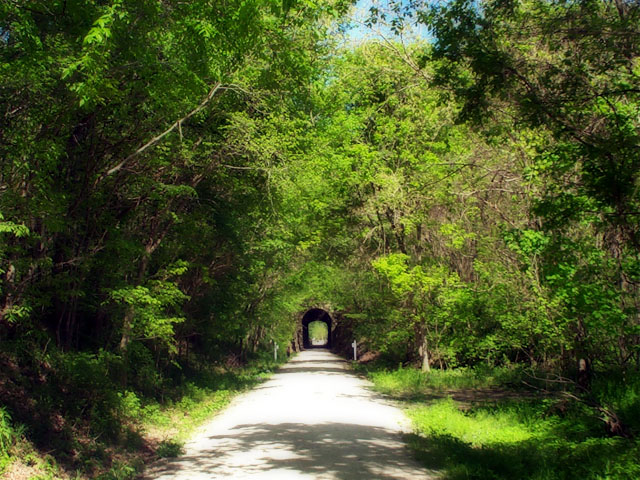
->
[302,309,332,349]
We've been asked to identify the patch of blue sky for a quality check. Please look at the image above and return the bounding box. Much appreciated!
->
[337,0,434,46]
[0,27,9,45]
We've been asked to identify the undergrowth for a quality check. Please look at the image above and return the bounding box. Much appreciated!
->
[0,407,21,475]
[364,365,640,480]
[0,346,286,479]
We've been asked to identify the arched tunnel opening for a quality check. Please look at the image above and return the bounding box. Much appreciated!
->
[302,308,332,349]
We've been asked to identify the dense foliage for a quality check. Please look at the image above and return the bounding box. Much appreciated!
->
[1,0,639,477]
[0,0,340,377]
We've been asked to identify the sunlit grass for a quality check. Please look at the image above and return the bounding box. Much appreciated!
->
[367,365,522,398]
[406,399,640,480]
[133,356,284,448]
[139,387,233,444]
[365,366,640,480]
[408,399,542,446]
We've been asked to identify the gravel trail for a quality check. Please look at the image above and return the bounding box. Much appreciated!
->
[144,349,435,479]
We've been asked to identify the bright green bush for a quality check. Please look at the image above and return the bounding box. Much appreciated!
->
[0,406,26,474]
[0,407,15,474]
[0,407,12,456]
[118,391,142,420]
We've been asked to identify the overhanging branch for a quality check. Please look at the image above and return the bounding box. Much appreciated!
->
[98,82,227,183]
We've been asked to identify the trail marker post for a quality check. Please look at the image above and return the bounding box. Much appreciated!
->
[274,342,279,361]
[352,340,357,361]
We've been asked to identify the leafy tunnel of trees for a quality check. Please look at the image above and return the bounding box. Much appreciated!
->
[1,0,639,470]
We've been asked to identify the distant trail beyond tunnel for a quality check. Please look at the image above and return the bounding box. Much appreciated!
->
[145,350,435,479]
[301,308,332,349]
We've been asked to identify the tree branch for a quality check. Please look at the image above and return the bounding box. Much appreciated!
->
[98,82,225,183]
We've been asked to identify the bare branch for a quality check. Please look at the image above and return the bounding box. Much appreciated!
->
[98,82,227,183]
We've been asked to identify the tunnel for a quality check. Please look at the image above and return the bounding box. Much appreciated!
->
[301,308,332,349]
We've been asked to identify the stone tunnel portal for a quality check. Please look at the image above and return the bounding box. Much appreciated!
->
[301,308,332,349]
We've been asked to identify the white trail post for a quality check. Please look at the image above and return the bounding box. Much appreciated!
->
[352,340,357,361]
[274,342,279,361]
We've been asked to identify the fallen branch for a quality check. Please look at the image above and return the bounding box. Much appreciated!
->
[522,372,633,438]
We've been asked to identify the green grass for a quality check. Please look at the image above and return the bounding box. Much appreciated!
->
[110,356,286,476]
[365,366,640,480]
[2,352,288,479]
[137,356,284,442]
[407,399,640,480]
[363,364,522,398]
[408,399,543,445]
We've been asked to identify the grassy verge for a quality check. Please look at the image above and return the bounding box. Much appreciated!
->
[362,364,640,480]
[362,364,523,398]
[1,354,287,480]
[136,363,279,453]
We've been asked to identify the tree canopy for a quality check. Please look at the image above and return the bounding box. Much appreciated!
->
[1,0,640,474]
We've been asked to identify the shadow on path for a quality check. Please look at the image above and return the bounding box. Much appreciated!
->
[150,422,430,479]
[277,366,349,375]
[145,350,436,479]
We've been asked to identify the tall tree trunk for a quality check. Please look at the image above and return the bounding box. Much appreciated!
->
[419,331,431,372]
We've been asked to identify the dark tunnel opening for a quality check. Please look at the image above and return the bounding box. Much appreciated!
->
[301,309,332,349]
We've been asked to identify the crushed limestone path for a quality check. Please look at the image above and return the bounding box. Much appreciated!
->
[144,350,435,479]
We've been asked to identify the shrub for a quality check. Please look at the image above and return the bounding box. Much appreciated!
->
[0,407,13,456]
[156,439,184,458]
